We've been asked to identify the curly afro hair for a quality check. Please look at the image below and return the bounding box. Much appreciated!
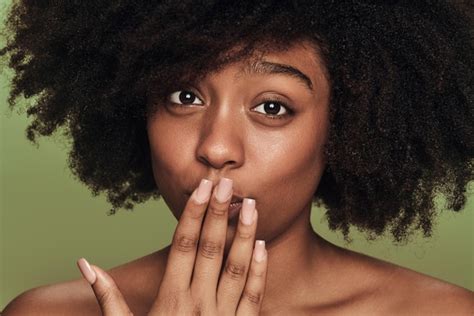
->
[1,0,473,243]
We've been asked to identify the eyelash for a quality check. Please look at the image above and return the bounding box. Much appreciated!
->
[256,98,293,120]
[167,90,294,120]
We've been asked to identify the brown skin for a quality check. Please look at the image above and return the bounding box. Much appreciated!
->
[147,42,329,255]
[3,43,473,315]
[147,42,329,253]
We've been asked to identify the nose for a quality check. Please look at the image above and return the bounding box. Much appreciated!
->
[195,105,244,171]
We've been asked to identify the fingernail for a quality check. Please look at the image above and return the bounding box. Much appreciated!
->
[77,258,97,285]
[195,179,213,204]
[240,198,256,225]
[215,178,233,203]
[254,240,266,263]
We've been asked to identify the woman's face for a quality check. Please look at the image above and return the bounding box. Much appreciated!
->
[147,42,330,247]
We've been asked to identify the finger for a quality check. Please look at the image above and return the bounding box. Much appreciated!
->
[217,199,257,312]
[158,178,213,293]
[236,241,268,316]
[76,258,133,316]
[190,178,233,298]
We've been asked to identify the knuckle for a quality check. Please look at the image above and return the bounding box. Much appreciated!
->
[250,264,266,277]
[174,234,198,253]
[224,261,247,280]
[156,288,192,309]
[208,203,228,217]
[243,290,262,305]
[237,228,253,240]
[192,304,202,316]
[164,294,180,311]
[199,240,222,259]
[185,203,206,220]
[96,288,116,307]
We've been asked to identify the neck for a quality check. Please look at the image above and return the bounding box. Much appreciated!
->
[260,202,342,312]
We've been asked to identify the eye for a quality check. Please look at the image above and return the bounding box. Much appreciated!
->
[168,90,203,105]
[252,100,292,119]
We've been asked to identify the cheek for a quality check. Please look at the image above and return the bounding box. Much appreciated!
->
[250,115,327,233]
[257,136,323,203]
[146,113,196,210]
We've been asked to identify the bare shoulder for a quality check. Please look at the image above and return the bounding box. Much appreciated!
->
[381,264,473,315]
[2,247,170,316]
[344,249,473,315]
[2,278,101,316]
[328,248,473,315]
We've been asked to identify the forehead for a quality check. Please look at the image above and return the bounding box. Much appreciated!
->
[148,40,329,100]
[241,42,323,73]
[218,41,328,93]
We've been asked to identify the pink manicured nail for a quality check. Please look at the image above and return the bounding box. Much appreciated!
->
[254,240,266,263]
[240,198,256,225]
[215,178,233,202]
[77,258,97,285]
[195,179,213,204]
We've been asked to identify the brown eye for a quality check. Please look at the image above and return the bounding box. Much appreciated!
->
[252,101,289,117]
[169,90,203,105]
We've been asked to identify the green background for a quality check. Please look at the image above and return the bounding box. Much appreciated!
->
[1,2,473,310]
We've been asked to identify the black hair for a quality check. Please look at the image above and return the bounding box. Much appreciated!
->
[1,0,472,243]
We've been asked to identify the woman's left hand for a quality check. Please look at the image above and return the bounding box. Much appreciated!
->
[76,259,134,315]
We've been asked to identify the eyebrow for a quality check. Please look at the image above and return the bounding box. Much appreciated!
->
[241,60,314,91]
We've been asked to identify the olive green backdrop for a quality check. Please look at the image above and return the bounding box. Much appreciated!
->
[1,2,473,310]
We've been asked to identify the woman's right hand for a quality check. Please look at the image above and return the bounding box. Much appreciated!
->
[77,178,268,315]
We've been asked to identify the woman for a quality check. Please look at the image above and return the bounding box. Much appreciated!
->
[1,1,473,315]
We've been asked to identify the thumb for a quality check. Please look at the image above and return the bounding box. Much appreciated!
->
[77,258,133,316]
